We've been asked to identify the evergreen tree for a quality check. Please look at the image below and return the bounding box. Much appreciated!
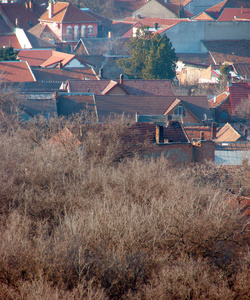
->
[117,27,177,80]
[0,47,18,61]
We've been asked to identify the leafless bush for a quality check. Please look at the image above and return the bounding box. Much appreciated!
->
[0,109,249,299]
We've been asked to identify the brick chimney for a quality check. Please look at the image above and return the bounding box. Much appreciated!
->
[211,122,217,140]
[48,0,54,19]
[244,128,248,140]
[119,74,124,85]
[99,68,103,79]
[156,125,164,144]
[29,0,33,11]
[200,131,204,141]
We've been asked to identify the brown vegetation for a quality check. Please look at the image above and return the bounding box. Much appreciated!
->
[0,106,249,299]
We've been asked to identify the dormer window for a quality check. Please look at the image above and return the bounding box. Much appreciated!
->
[173,105,187,118]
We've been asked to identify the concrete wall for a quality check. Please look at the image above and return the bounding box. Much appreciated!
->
[163,21,250,53]
[184,0,223,17]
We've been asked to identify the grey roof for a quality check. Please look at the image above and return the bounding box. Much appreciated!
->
[75,37,130,56]
[20,92,57,117]
[25,30,57,49]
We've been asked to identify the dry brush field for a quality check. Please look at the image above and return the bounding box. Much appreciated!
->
[0,111,249,299]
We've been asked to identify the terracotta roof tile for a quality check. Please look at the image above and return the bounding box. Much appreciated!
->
[177,53,214,65]
[229,82,250,112]
[18,50,76,67]
[163,120,189,142]
[205,0,227,19]
[218,8,250,21]
[192,12,215,20]
[39,2,99,23]
[0,34,21,49]
[202,40,250,64]
[28,24,61,44]
[32,67,98,82]
[49,127,81,147]
[184,126,214,141]
[0,3,39,30]
[233,63,250,79]
[67,79,174,96]
[215,122,244,142]
[208,91,229,108]
[0,61,36,82]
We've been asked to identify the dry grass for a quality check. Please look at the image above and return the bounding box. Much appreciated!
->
[0,111,249,299]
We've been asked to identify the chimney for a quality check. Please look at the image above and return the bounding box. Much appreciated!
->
[156,125,164,144]
[99,68,103,79]
[29,0,33,11]
[154,22,158,30]
[15,18,19,27]
[200,131,204,141]
[25,2,29,9]
[119,74,124,85]
[244,128,248,139]
[211,122,217,140]
[135,112,139,122]
[58,62,63,69]
[48,0,54,19]
[241,6,243,14]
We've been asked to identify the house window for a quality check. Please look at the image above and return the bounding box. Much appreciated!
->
[87,25,93,35]
[66,26,72,35]
[81,25,86,38]
[74,25,79,40]
[173,105,187,118]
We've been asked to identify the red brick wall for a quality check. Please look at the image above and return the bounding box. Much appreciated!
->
[145,141,214,163]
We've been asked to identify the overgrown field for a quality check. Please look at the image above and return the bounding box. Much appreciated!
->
[0,113,249,299]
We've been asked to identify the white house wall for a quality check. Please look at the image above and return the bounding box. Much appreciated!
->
[65,59,84,68]
[163,21,250,53]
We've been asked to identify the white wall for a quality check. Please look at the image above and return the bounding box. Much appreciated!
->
[15,28,32,49]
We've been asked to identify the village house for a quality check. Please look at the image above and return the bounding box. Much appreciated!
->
[39,1,111,44]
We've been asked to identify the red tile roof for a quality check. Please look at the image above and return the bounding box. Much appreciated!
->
[229,82,250,112]
[0,3,39,30]
[28,24,62,44]
[0,61,36,82]
[0,34,21,49]
[157,0,193,18]
[184,126,214,141]
[215,122,244,142]
[163,121,189,142]
[32,67,98,82]
[18,50,76,68]
[39,2,99,23]
[218,8,250,21]
[208,91,229,108]
[202,40,250,64]
[49,127,81,147]
[192,12,215,20]
[233,63,250,79]
[205,0,227,19]
[66,79,174,96]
